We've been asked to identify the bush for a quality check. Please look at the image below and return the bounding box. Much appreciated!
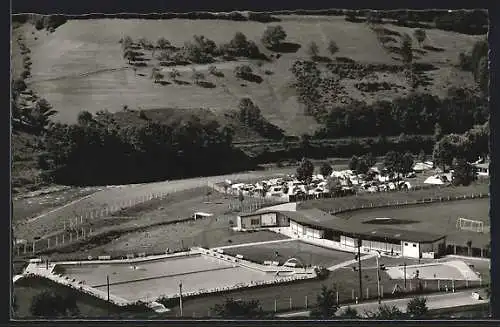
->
[21,70,31,79]
[234,65,253,78]
[34,18,44,30]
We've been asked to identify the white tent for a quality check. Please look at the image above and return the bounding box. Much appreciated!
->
[424,175,444,185]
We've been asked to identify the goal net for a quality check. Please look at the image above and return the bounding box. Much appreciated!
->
[456,217,484,233]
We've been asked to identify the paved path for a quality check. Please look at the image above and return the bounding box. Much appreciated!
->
[213,239,295,250]
[276,289,488,318]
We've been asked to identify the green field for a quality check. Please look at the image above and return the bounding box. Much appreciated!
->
[13,16,481,136]
[336,197,489,248]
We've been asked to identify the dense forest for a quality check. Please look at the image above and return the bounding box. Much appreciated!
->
[38,112,254,185]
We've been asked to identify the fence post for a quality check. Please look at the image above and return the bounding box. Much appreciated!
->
[381,285,384,298]
[437,280,440,291]
[305,295,308,309]
[352,289,355,300]
[274,299,277,313]
[47,238,50,249]
[70,232,73,242]
[32,241,35,254]
[24,243,27,254]
[336,291,339,304]
[62,233,65,244]
[452,279,455,292]
[289,297,292,310]
[366,287,369,299]
[424,280,427,290]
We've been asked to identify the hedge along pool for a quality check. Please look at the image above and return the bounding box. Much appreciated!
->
[56,253,286,302]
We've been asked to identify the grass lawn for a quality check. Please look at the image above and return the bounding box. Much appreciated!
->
[13,276,159,319]
[14,16,482,136]
[223,240,358,267]
[12,187,101,224]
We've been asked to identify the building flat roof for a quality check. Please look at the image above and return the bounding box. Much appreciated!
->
[242,208,445,244]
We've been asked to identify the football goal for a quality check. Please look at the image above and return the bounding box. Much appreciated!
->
[456,217,484,233]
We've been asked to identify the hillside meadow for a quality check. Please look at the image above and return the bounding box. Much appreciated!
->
[13,16,483,136]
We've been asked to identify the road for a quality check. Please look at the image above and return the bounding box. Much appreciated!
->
[276,289,488,318]
[14,165,347,240]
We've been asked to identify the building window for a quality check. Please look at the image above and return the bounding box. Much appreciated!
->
[250,219,260,225]
[404,243,408,246]
[413,244,417,247]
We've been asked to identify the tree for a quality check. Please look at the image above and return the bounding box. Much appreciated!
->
[401,33,413,64]
[356,157,370,175]
[328,40,339,56]
[338,306,358,319]
[320,162,333,178]
[212,298,265,319]
[121,35,133,50]
[433,134,470,172]
[452,158,476,186]
[191,69,205,84]
[77,111,93,125]
[434,123,443,142]
[307,41,320,59]
[151,67,164,83]
[367,304,405,319]
[413,29,426,46]
[384,151,403,179]
[348,155,359,171]
[31,98,57,133]
[300,133,311,155]
[138,37,149,49]
[418,149,426,163]
[407,297,428,318]
[168,69,181,80]
[310,285,339,319]
[261,25,287,49]
[477,56,488,95]
[156,37,171,50]
[234,65,253,79]
[364,153,376,168]
[30,290,80,318]
[296,157,314,183]
[12,78,27,94]
[123,49,136,64]
[401,151,415,175]
[326,176,342,195]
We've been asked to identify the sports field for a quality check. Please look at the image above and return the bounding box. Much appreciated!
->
[337,198,490,248]
[223,240,359,268]
[59,254,280,302]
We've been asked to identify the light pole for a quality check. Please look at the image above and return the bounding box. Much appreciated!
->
[179,282,183,317]
[357,238,362,302]
[404,261,407,289]
[375,250,381,304]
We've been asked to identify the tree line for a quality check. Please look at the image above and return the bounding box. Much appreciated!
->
[39,110,254,185]
[314,88,488,138]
